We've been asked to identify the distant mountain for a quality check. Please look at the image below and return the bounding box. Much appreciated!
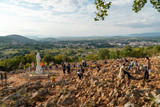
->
[37,37,57,42]
[129,32,160,39]
[0,34,35,43]
[26,36,41,40]
[56,36,112,41]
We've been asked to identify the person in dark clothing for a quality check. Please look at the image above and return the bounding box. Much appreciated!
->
[67,63,71,74]
[124,70,132,83]
[125,58,128,63]
[82,59,85,67]
[144,67,149,80]
[125,58,129,65]
[143,56,151,80]
[62,63,66,74]
[80,65,84,73]
[84,61,87,67]
[77,69,83,80]
[104,60,107,64]
[73,63,76,68]
[97,66,101,72]
[119,63,133,85]
[77,65,84,80]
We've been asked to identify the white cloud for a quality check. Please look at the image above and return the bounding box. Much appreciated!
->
[0,0,159,37]
[111,0,133,5]
[9,0,79,12]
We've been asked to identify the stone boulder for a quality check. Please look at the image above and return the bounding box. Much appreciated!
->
[154,94,160,105]
[45,96,59,107]
[32,89,48,100]
[82,99,96,107]
[3,92,21,101]
[35,80,42,86]
[18,88,27,95]
[44,82,54,88]
[0,100,3,105]
[15,97,27,107]
[58,94,75,106]
[124,102,135,107]
[102,69,108,73]
[56,78,67,85]
[27,84,43,90]
[109,88,121,99]
[109,99,117,107]
[151,89,160,97]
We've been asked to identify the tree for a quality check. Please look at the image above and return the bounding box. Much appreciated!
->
[154,45,160,53]
[99,49,110,59]
[109,49,120,59]
[122,46,133,57]
[43,54,53,63]
[24,53,36,64]
[84,54,99,61]
[132,47,145,58]
[54,54,63,64]
[95,0,160,21]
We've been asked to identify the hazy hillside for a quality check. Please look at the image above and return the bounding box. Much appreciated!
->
[129,32,160,39]
[0,34,35,43]
[37,37,57,42]
[0,37,12,43]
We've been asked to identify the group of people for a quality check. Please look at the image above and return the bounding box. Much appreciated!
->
[62,63,71,74]
[61,60,87,80]
[40,61,55,70]
[19,61,57,73]
[20,56,152,83]
[118,56,151,85]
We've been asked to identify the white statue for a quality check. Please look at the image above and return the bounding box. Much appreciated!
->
[36,52,43,74]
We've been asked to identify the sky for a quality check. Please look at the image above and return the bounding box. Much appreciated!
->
[0,0,160,37]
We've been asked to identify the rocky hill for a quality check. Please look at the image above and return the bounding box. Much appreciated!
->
[0,57,160,107]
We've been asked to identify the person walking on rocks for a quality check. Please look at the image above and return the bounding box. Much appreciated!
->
[144,57,151,80]
[44,61,48,70]
[145,56,151,72]
[19,61,23,69]
[62,63,66,75]
[97,65,101,72]
[118,63,132,85]
[80,64,84,73]
[77,63,80,68]
[125,58,129,65]
[104,60,107,64]
[82,59,85,67]
[135,60,139,72]
[31,62,35,71]
[67,63,71,74]
[128,60,134,70]
[77,65,84,80]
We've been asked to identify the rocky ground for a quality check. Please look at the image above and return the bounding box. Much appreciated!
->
[0,57,160,107]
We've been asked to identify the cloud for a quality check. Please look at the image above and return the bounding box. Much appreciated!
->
[111,0,133,5]
[9,0,80,13]
[0,0,159,37]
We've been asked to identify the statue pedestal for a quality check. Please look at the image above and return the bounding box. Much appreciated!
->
[29,73,49,80]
